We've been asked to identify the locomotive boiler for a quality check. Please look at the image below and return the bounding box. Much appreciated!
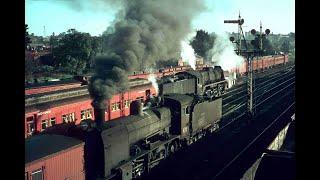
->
[159,66,227,98]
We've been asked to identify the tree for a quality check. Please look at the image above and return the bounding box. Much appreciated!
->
[89,36,103,69]
[53,29,92,75]
[250,35,275,55]
[25,24,32,49]
[280,40,290,53]
[190,30,216,59]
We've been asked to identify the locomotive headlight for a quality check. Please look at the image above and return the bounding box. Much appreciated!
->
[229,36,235,42]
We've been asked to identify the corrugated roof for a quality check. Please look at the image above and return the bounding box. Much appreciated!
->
[25,134,84,164]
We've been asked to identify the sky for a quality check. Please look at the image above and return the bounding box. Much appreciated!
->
[26,0,295,36]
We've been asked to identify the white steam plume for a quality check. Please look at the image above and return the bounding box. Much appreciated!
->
[209,33,244,72]
[148,74,159,96]
[180,41,196,70]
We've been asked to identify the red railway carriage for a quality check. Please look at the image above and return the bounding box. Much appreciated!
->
[25,134,85,180]
[25,83,157,138]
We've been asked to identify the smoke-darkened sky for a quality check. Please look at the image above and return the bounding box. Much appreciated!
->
[26,0,295,36]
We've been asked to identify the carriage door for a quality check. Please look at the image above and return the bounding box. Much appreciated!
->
[26,116,35,137]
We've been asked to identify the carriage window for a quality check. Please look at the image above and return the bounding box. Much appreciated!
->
[115,102,120,110]
[81,109,93,120]
[26,117,35,136]
[111,103,116,111]
[124,100,130,108]
[41,120,48,131]
[50,117,56,126]
[31,169,43,180]
[62,113,75,123]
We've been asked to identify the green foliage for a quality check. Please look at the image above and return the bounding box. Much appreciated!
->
[190,30,216,58]
[280,40,290,53]
[53,29,93,75]
[25,59,37,80]
[268,33,295,54]
[249,35,275,55]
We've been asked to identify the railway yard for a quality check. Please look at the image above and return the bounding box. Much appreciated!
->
[143,63,295,180]
[25,60,295,180]
[24,0,296,179]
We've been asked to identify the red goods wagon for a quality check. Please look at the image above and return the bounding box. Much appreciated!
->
[25,134,85,180]
[229,55,288,77]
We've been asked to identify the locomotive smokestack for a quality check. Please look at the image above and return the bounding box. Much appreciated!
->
[92,100,106,130]
[130,100,143,116]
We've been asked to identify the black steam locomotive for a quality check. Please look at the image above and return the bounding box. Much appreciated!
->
[41,66,227,180]
[159,66,227,98]
[79,93,222,180]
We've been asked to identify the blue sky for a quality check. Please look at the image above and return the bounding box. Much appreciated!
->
[26,0,294,36]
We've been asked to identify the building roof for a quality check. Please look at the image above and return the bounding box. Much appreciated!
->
[25,134,84,164]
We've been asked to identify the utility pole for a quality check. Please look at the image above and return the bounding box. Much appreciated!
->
[238,11,242,55]
[43,26,46,37]
[260,21,263,51]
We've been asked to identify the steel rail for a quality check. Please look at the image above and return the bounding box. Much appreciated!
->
[222,76,295,115]
[220,80,295,131]
[212,102,295,180]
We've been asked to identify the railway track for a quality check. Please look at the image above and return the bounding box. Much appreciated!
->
[222,66,295,116]
[212,90,295,180]
[223,66,293,100]
[143,66,295,180]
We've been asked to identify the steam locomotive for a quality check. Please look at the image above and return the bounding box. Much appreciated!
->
[73,93,222,180]
[159,66,227,98]
[31,66,227,180]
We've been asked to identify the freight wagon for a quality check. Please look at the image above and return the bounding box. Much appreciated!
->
[230,54,288,75]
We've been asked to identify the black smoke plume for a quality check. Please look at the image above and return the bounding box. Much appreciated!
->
[87,0,205,109]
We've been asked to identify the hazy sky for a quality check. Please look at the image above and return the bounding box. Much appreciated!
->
[26,0,295,36]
